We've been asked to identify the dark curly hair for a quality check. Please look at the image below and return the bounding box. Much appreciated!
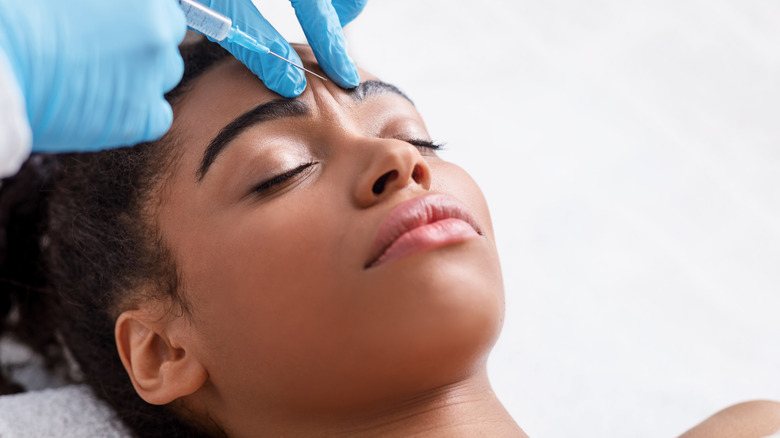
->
[0,37,233,437]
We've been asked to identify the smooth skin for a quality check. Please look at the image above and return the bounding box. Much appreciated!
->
[115,46,526,437]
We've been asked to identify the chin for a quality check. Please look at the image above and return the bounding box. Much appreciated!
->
[377,242,505,385]
[299,241,505,410]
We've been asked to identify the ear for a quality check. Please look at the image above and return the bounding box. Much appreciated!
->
[115,306,208,405]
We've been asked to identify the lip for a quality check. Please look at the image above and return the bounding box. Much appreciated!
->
[365,194,483,268]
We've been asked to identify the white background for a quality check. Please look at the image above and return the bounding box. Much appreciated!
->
[258,1,780,436]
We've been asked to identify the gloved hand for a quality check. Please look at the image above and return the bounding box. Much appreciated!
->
[0,0,187,153]
[200,0,367,98]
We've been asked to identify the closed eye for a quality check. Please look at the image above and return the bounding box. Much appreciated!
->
[403,138,445,151]
[253,161,316,196]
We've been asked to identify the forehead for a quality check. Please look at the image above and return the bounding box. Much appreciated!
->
[169,46,382,150]
[175,45,378,114]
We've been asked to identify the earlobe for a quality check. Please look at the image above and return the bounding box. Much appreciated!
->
[115,309,208,405]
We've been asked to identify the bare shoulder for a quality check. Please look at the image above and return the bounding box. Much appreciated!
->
[679,400,780,438]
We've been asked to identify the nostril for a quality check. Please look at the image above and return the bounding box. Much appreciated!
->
[411,164,424,184]
[372,170,397,195]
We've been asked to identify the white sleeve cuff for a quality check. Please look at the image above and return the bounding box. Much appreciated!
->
[0,47,32,179]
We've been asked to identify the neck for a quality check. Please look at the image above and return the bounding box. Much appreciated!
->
[210,368,527,437]
[325,369,526,438]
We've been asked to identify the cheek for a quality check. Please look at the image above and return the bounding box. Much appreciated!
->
[177,192,381,408]
[180,191,364,367]
[187,202,344,326]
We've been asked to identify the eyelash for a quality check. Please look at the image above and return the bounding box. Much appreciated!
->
[254,161,316,194]
[404,138,445,150]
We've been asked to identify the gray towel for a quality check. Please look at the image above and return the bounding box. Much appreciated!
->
[0,385,129,437]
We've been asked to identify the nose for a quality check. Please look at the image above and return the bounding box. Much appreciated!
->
[352,138,432,208]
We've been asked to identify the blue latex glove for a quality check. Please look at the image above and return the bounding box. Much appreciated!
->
[0,0,187,153]
[199,0,367,98]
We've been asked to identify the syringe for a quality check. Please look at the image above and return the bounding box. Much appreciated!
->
[178,0,326,80]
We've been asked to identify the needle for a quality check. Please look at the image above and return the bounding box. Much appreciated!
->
[177,0,329,82]
[266,51,328,81]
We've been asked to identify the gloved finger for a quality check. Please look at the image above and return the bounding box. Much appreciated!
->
[144,0,184,140]
[162,0,188,45]
[218,24,306,98]
[203,0,306,97]
[154,0,187,93]
[142,97,175,143]
[161,45,185,93]
[79,94,173,151]
[290,0,359,89]
[331,0,368,27]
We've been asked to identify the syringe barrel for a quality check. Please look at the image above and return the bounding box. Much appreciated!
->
[178,0,232,41]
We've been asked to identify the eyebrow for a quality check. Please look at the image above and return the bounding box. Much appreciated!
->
[348,80,413,105]
[196,80,413,181]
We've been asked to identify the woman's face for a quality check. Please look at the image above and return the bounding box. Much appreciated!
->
[155,46,504,425]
